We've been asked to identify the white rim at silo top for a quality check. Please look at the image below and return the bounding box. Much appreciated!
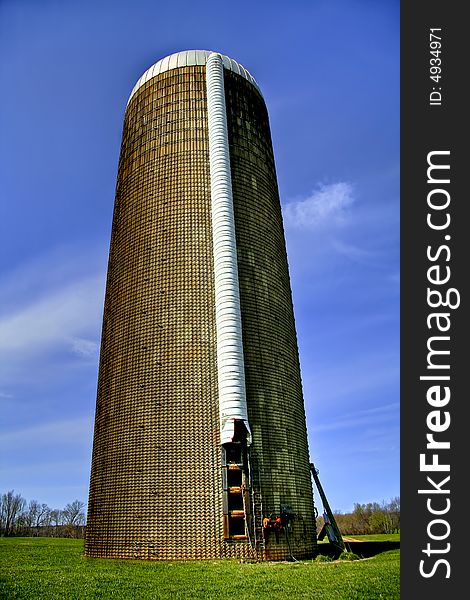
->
[127,49,262,105]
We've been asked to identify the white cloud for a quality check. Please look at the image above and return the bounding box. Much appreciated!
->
[69,337,100,359]
[331,239,376,264]
[311,402,398,434]
[0,242,107,317]
[283,182,355,230]
[302,354,399,408]
[0,416,93,447]
[0,416,94,506]
[0,276,103,359]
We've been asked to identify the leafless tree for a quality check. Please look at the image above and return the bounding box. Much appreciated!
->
[333,497,401,535]
[21,500,38,529]
[387,496,401,532]
[62,500,85,526]
[49,509,63,527]
[35,503,50,528]
[0,490,26,536]
[22,500,51,533]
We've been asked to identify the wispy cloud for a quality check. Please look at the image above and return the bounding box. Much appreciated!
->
[0,242,107,316]
[0,246,106,385]
[331,239,376,264]
[0,276,103,358]
[311,402,398,434]
[0,416,94,448]
[0,417,94,508]
[283,182,354,230]
[69,337,100,359]
[302,353,399,407]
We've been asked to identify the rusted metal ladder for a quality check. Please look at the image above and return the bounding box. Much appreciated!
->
[248,450,265,556]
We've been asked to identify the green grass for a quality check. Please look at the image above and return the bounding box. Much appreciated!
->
[0,537,399,600]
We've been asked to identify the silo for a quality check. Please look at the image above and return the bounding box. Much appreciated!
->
[85,50,316,560]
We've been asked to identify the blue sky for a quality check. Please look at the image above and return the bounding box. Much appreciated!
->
[0,0,399,514]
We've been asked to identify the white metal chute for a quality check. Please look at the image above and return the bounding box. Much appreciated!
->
[206,52,251,447]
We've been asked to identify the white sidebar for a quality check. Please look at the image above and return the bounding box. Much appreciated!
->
[205,52,251,446]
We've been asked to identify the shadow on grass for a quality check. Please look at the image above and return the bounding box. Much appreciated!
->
[318,540,400,559]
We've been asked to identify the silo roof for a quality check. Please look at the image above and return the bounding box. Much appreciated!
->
[127,50,262,105]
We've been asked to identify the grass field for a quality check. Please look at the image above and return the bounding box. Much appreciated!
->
[0,537,399,600]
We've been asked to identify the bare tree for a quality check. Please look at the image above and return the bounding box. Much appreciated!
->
[22,500,51,533]
[21,500,39,529]
[334,497,400,535]
[62,500,85,526]
[387,496,401,533]
[61,500,86,538]
[50,509,63,526]
[0,490,26,536]
[35,503,50,528]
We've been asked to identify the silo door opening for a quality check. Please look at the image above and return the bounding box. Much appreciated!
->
[222,441,250,540]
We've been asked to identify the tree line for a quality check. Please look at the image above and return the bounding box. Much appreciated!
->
[320,497,400,535]
[0,490,86,538]
[2,489,399,539]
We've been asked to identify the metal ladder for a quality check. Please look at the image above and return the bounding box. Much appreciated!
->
[248,449,265,556]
